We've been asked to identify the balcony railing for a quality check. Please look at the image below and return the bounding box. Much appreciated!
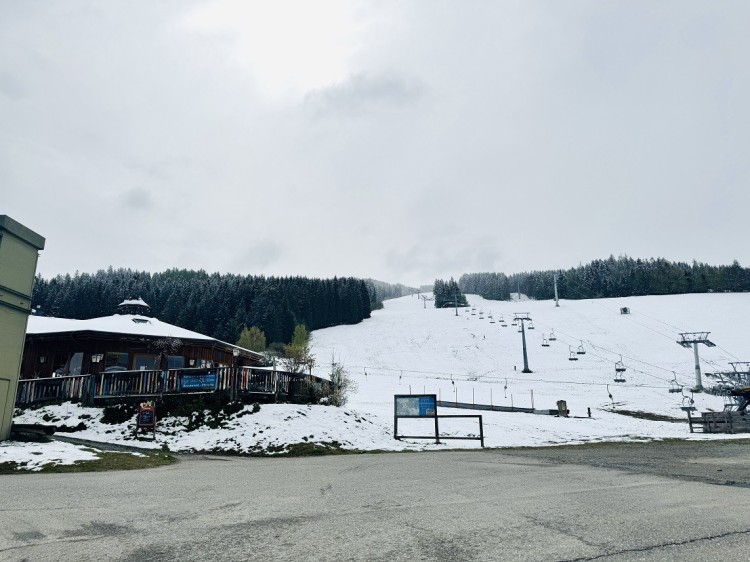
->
[15,367,332,407]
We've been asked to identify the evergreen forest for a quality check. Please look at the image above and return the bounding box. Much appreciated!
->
[30,269,394,346]
[457,256,750,301]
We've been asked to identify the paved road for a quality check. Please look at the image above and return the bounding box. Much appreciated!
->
[2,441,750,561]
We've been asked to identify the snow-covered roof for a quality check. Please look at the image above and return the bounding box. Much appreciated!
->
[27,314,214,342]
[117,298,150,307]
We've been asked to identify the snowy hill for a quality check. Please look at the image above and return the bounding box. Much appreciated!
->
[9,292,749,461]
[309,292,750,447]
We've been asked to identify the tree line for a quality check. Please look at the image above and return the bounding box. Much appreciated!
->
[30,268,389,346]
[432,278,468,309]
[457,256,750,301]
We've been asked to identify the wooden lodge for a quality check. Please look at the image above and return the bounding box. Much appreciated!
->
[16,300,332,407]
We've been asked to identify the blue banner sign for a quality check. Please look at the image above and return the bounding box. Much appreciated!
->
[395,394,437,417]
[181,371,218,391]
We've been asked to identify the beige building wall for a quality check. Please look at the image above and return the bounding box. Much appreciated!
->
[0,216,44,441]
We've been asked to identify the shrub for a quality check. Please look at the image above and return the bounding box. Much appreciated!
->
[101,404,137,425]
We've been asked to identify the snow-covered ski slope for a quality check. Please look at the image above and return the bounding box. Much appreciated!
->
[310,292,750,447]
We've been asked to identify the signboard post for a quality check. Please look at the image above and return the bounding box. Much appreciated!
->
[136,401,157,439]
[394,394,485,447]
[394,394,440,444]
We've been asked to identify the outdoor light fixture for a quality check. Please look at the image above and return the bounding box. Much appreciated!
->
[39,356,46,363]
[233,348,240,357]
[189,359,195,366]
[91,354,103,363]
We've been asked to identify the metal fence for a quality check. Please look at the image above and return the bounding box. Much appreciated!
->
[15,367,332,407]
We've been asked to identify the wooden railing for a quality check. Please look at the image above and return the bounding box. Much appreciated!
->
[16,367,332,407]
[15,375,93,407]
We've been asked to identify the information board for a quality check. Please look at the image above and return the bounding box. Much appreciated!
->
[181,371,218,391]
[394,394,437,417]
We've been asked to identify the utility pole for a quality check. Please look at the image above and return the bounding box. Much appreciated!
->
[553,274,560,307]
[514,313,533,373]
[453,286,458,316]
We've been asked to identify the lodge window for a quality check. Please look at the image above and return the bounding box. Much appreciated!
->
[105,352,129,370]
[167,355,185,369]
[133,354,158,370]
[68,352,84,376]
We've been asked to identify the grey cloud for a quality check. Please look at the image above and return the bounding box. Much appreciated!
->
[0,73,25,100]
[305,73,423,117]
[232,240,285,271]
[119,187,153,210]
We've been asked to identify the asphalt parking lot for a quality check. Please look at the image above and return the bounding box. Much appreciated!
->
[1,440,749,561]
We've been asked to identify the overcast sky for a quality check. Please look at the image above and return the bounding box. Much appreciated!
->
[2,1,749,286]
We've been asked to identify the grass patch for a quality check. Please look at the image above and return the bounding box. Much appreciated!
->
[0,451,176,474]
[609,409,686,423]
[280,441,349,457]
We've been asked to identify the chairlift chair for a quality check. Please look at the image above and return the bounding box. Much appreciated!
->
[548,329,557,341]
[542,336,550,347]
[577,341,586,355]
[680,395,696,412]
[614,355,626,382]
[668,372,682,393]
[528,321,535,330]
[568,346,579,361]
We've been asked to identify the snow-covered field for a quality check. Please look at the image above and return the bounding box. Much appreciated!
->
[310,292,750,447]
[8,292,749,469]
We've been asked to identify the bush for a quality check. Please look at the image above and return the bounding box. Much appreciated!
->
[101,404,137,424]
[329,362,357,407]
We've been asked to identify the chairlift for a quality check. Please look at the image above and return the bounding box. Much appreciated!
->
[528,321,535,330]
[542,336,550,347]
[548,329,557,341]
[577,341,586,355]
[614,354,626,383]
[478,309,485,320]
[568,346,579,361]
[668,372,682,393]
[680,390,696,412]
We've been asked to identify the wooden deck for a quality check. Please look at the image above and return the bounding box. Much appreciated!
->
[16,367,332,407]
